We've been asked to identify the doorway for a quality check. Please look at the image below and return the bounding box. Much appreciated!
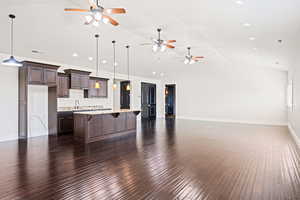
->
[141,82,156,119]
[165,84,176,118]
[120,81,130,109]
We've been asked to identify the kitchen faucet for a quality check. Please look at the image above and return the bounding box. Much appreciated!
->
[75,100,80,110]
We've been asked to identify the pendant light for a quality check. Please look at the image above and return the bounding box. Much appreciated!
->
[112,40,117,89]
[94,34,101,89]
[2,14,22,67]
[125,45,131,91]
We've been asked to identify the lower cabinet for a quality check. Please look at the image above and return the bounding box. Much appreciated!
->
[74,112,138,143]
[57,112,73,134]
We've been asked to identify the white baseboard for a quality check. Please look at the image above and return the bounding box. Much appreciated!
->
[288,123,300,148]
[176,116,288,126]
[0,136,18,143]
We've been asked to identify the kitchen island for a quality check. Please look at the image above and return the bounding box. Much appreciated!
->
[73,110,140,143]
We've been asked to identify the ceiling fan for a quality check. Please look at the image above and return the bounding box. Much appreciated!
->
[184,47,204,64]
[141,28,176,52]
[64,0,126,26]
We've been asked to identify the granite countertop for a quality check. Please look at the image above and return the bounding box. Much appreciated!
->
[57,107,112,112]
[74,109,141,115]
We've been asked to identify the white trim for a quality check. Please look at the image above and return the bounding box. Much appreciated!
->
[176,116,288,126]
[288,123,300,148]
[0,136,18,143]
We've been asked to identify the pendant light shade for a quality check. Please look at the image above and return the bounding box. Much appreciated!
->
[2,14,22,67]
[125,45,131,91]
[112,40,117,89]
[94,34,101,89]
[2,56,22,67]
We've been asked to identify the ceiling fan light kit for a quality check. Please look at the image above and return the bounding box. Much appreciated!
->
[64,0,126,27]
[150,28,176,53]
[184,47,204,65]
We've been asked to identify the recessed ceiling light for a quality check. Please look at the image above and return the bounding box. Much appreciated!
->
[236,0,244,5]
[72,53,78,57]
[102,60,107,64]
[253,47,257,50]
[152,72,156,75]
[249,37,256,41]
[160,73,164,77]
[243,23,251,27]
[88,57,93,61]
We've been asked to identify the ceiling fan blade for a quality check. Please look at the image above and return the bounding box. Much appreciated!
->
[102,15,119,26]
[193,56,204,59]
[64,8,90,12]
[104,8,126,14]
[166,44,175,49]
[167,40,176,43]
[87,0,97,9]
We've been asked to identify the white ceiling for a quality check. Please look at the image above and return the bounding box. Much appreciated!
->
[0,0,299,79]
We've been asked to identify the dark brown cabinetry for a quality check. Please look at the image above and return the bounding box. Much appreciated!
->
[57,112,74,135]
[74,111,140,143]
[87,77,108,98]
[64,69,91,90]
[19,61,60,139]
[24,61,59,86]
[57,73,69,98]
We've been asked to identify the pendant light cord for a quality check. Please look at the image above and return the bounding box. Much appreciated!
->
[95,34,99,76]
[126,45,130,80]
[10,16,14,56]
[112,40,116,81]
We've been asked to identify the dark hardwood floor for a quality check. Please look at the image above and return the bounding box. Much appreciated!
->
[0,119,299,200]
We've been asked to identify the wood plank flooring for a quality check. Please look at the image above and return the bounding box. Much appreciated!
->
[0,119,299,200]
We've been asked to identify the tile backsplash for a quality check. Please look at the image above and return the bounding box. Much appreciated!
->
[57,89,112,109]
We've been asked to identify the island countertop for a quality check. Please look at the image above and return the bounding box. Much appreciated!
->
[73,109,141,115]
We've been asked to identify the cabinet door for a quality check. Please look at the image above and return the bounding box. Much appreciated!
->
[102,114,115,135]
[98,80,108,97]
[88,115,103,138]
[80,75,89,89]
[57,76,69,98]
[28,66,44,84]
[58,115,73,134]
[126,112,136,130]
[44,68,57,86]
[70,74,81,89]
[115,113,127,132]
[88,79,97,97]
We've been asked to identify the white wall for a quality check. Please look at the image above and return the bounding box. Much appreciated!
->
[0,58,19,142]
[165,64,288,125]
[287,45,300,144]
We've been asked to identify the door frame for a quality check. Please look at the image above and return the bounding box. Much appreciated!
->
[141,82,157,119]
[165,84,176,117]
[120,81,130,109]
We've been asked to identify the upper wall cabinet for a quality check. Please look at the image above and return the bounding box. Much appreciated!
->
[64,69,91,90]
[57,73,69,98]
[23,61,60,86]
[87,77,109,98]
